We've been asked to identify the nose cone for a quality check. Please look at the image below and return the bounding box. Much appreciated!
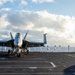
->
[14,38,22,47]
[14,40,22,47]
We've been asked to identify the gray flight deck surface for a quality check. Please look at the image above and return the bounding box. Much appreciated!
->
[0,52,75,75]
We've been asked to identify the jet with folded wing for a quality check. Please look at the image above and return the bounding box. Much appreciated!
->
[0,31,47,57]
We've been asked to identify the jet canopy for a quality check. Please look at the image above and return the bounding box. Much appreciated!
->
[15,33,21,38]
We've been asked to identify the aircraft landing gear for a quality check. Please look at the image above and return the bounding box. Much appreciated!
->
[24,48,30,55]
[8,50,11,56]
[8,50,10,54]
[17,53,21,57]
[27,50,29,55]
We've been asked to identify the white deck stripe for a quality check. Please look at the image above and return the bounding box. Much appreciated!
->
[29,67,37,69]
[0,61,49,62]
[0,66,52,68]
[50,62,56,68]
[67,54,75,57]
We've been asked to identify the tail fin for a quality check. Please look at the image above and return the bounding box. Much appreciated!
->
[10,32,13,40]
[44,33,47,44]
[23,30,29,40]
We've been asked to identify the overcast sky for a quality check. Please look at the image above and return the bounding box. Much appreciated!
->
[0,0,75,46]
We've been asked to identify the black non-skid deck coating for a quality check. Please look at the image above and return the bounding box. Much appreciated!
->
[0,52,75,75]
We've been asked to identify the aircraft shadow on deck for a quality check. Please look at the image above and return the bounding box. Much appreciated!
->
[0,53,19,60]
[64,65,75,75]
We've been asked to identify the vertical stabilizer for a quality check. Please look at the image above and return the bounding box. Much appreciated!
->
[44,33,47,44]
[23,30,29,40]
[10,32,13,40]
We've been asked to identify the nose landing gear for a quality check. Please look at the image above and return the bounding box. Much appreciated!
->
[14,53,21,57]
[17,53,21,57]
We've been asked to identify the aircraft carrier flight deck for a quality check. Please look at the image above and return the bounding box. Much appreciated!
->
[0,52,75,75]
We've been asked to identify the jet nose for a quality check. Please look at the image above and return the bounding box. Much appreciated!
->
[14,36,22,47]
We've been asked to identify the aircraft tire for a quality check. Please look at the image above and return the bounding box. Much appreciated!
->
[27,50,29,55]
[17,53,21,57]
[8,50,10,54]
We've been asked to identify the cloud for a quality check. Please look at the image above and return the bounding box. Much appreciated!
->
[0,8,11,11]
[32,0,54,3]
[21,0,28,5]
[0,8,11,18]
[0,14,9,29]
[0,10,75,46]
[0,0,13,5]
[0,8,11,39]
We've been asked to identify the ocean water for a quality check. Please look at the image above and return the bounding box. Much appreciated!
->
[30,46,75,52]
[0,46,75,52]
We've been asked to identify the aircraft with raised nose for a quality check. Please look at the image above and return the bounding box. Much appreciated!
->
[0,31,47,57]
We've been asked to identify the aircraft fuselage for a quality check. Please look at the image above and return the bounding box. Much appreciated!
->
[14,33,22,47]
[14,33,23,54]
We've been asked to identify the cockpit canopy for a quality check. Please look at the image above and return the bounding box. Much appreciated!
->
[15,33,21,38]
[16,33,20,36]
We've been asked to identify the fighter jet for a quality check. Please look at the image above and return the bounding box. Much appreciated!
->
[0,31,47,57]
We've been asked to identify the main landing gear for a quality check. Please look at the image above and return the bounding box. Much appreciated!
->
[8,49,30,57]
[27,50,29,55]
[23,48,30,55]
[8,50,10,54]
[8,50,21,57]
